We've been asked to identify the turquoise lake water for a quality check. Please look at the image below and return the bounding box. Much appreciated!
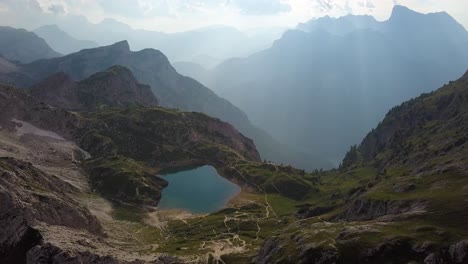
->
[158,165,241,214]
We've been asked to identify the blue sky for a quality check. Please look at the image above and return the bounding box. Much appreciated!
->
[0,0,466,32]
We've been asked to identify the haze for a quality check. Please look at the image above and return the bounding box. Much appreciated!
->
[0,0,467,32]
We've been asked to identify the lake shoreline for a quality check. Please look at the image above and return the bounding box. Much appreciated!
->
[157,165,242,214]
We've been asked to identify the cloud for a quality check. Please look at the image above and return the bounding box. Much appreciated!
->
[36,0,68,14]
[229,0,291,15]
[97,0,171,17]
[314,0,333,11]
[97,0,290,17]
[47,4,66,14]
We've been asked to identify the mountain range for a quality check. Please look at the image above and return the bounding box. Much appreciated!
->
[191,5,468,165]
[0,58,466,264]
[47,16,284,68]
[0,34,330,170]
[34,25,99,55]
[30,65,158,110]
[0,26,61,63]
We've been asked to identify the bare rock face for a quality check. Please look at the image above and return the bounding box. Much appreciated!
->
[254,238,281,264]
[0,84,80,140]
[0,157,103,263]
[338,198,427,221]
[255,235,468,264]
[27,243,121,264]
[26,244,182,264]
[29,72,82,109]
[449,240,468,264]
[295,205,334,219]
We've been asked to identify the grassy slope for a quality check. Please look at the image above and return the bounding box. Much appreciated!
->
[248,72,468,263]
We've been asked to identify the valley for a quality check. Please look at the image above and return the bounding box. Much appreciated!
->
[1,70,467,263]
[0,3,467,264]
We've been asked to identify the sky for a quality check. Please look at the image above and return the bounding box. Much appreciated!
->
[0,0,467,32]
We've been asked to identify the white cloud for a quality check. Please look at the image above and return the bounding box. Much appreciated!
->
[229,0,291,15]
[36,0,68,14]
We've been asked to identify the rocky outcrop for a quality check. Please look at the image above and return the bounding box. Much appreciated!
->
[295,205,334,219]
[254,238,281,264]
[27,243,121,264]
[0,157,102,263]
[449,240,468,264]
[30,66,159,110]
[85,156,168,206]
[255,235,468,264]
[338,198,427,221]
[77,108,261,165]
[27,243,182,264]
[0,85,79,140]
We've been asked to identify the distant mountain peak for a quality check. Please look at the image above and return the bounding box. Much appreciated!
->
[0,26,61,63]
[389,5,451,21]
[389,5,422,20]
[106,40,130,53]
[391,5,418,15]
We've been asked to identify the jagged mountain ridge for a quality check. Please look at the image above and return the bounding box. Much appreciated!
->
[0,39,331,170]
[53,17,283,67]
[18,40,251,128]
[297,14,380,35]
[207,5,468,165]
[0,26,61,63]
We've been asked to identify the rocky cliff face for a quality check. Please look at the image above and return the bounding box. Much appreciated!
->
[0,157,102,263]
[30,66,158,110]
[0,85,79,139]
